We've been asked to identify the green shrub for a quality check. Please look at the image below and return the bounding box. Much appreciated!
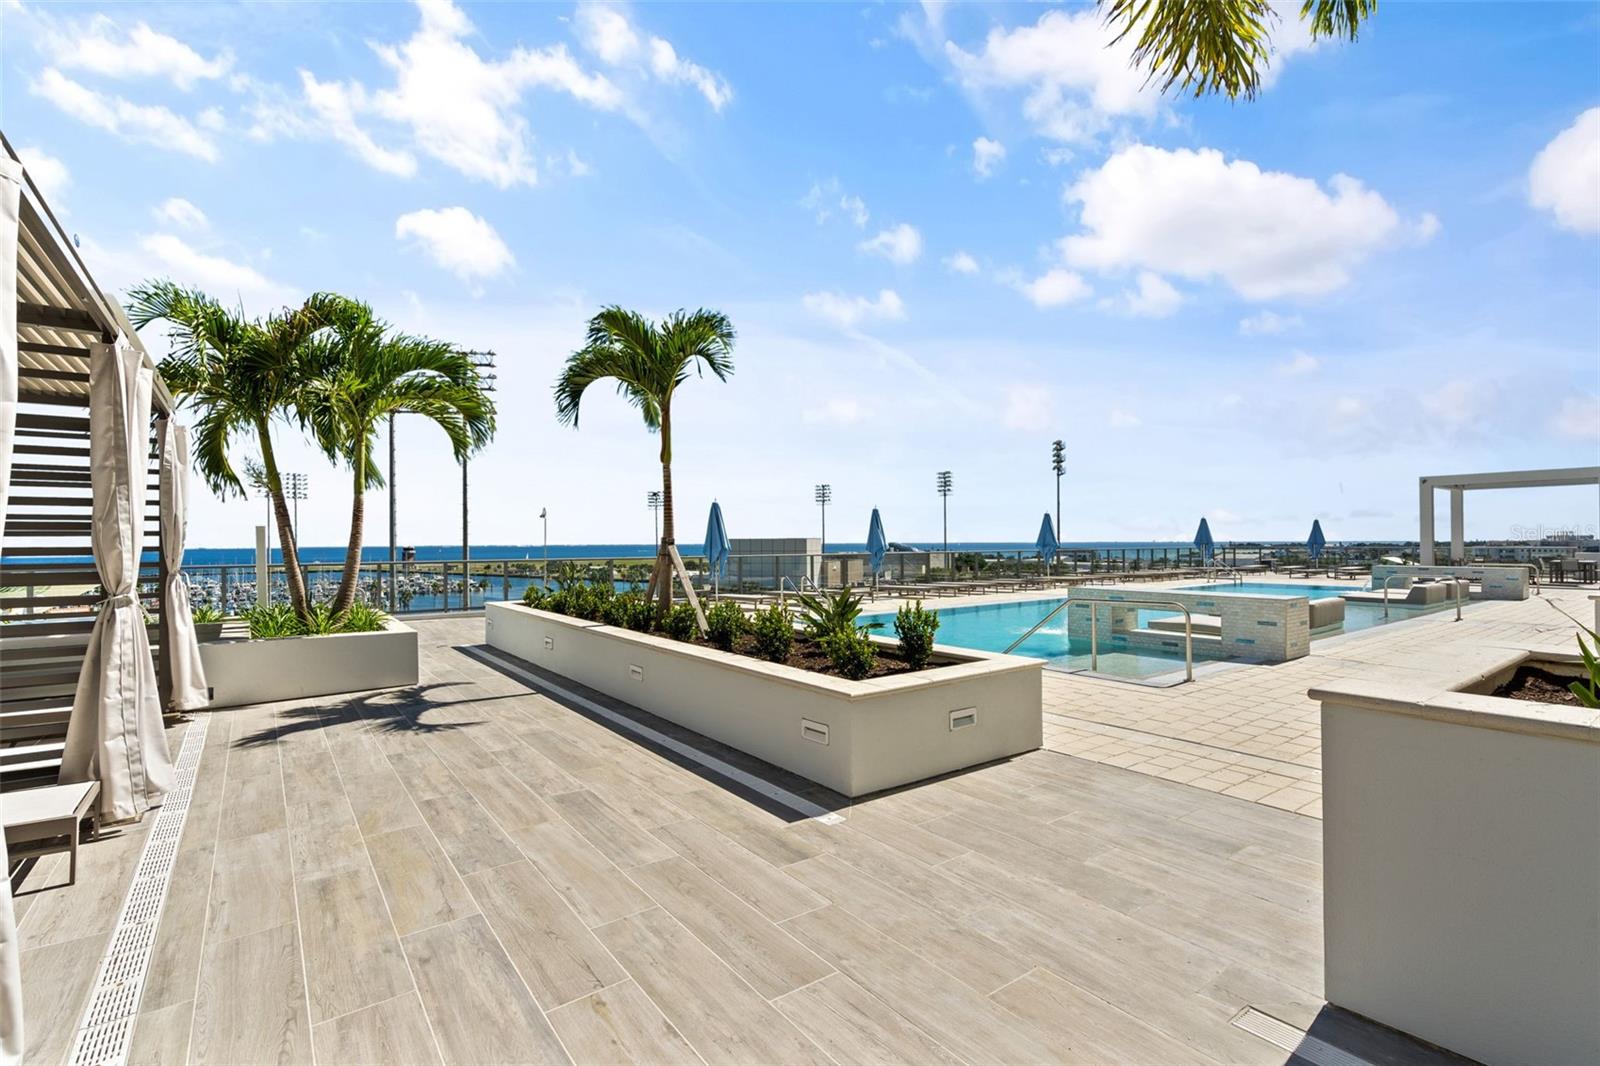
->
[301,602,342,635]
[521,583,549,609]
[340,601,389,633]
[1572,627,1599,708]
[821,628,876,680]
[750,603,794,662]
[662,602,700,641]
[191,603,224,624]
[705,601,746,651]
[241,602,299,640]
[547,582,613,621]
[893,601,940,669]
[602,592,655,633]
[794,586,882,640]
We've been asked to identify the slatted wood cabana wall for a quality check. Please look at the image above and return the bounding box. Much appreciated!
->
[1,133,175,789]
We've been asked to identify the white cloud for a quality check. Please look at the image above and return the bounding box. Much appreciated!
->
[1239,310,1302,336]
[1418,378,1486,431]
[803,397,871,426]
[1016,268,1091,308]
[1553,395,1600,441]
[1040,146,1074,167]
[972,136,1006,178]
[801,179,869,227]
[943,251,979,275]
[50,15,232,89]
[1412,212,1441,242]
[251,0,623,187]
[30,69,219,161]
[575,1,732,111]
[944,8,1153,144]
[17,146,69,204]
[153,197,207,230]
[1277,351,1320,376]
[1108,408,1142,428]
[1001,385,1052,431]
[395,206,515,281]
[1114,271,1182,318]
[1529,107,1600,235]
[802,289,906,328]
[1333,396,1368,419]
[858,223,923,264]
[1062,144,1410,299]
[138,233,295,310]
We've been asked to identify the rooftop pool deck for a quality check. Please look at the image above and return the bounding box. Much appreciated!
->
[17,589,1595,1065]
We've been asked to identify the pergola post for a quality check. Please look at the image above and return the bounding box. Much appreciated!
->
[1419,480,1436,565]
[1449,487,1465,563]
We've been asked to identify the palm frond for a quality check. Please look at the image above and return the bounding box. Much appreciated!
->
[1104,0,1276,101]
[1301,0,1375,40]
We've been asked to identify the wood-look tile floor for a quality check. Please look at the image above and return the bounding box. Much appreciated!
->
[15,616,1471,1065]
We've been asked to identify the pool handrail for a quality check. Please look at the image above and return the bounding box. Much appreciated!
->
[1004,597,1194,684]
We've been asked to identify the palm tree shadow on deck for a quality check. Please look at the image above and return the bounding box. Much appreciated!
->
[229,681,522,748]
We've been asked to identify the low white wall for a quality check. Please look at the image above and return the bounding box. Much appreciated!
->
[199,620,419,709]
[485,603,1043,797]
[1316,679,1600,1065]
[1068,585,1311,662]
[1370,563,1529,600]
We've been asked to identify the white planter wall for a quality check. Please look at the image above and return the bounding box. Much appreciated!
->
[485,602,1043,797]
[1314,675,1600,1065]
[199,620,419,709]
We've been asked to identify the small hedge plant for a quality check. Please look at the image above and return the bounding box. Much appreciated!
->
[705,600,747,651]
[663,602,700,641]
[750,603,794,662]
[601,591,656,633]
[893,601,940,670]
[820,628,876,679]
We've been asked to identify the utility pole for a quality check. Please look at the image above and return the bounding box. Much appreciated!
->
[936,470,953,556]
[461,350,497,610]
[388,414,397,612]
[1051,439,1064,537]
[647,490,663,546]
[814,483,831,555]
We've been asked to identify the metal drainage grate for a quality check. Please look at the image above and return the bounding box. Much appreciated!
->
[1231,1007,1374,1066]
[68,715,209,1066]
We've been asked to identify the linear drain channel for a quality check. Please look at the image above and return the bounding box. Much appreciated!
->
[69,715,209,1066]
[1231,1007,1375,1066]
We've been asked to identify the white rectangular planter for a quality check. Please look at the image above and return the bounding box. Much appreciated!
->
[199,619,419,709]
[485,602,1043,798]
[1312,657,1600,1066]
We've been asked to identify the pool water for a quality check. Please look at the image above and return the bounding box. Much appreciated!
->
[861,598,1195,681]
[1179,582,1359,598]
[1177,581,1453,633]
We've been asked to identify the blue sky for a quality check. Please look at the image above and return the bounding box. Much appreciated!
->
[5,0,1598,549]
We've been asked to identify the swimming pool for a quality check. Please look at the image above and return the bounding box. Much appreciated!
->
[861,598,1195,682]
[1176,581,1456,633]
[1179,582,1360,598]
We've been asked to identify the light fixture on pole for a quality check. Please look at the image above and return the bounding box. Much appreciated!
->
[461,350,497,610]
[936,470,953,556]
[540,507,549,589]
[388,413,398,612]
[284,472,308,539]
[647,490,663,546]
[814,483,832,554]
[1051,439,1064,540]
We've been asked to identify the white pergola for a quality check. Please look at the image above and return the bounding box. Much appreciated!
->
[1418,467,1600,564]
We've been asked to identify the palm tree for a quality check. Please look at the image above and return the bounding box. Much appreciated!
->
[1101,0,1376,101]
[555,306,735,615]
[128,281,326,619]
[303,297,496,616]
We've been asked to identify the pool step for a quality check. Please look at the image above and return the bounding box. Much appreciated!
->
[1145,614,1223,638]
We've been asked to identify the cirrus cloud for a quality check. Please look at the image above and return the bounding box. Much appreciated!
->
[802,289,906,328]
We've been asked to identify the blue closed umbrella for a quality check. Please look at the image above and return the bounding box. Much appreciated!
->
[1194,517,1215,566]
[1307,519,1327,562]
[866,508,888,577]
[704,501,729,592]
[1035,513,1059,569]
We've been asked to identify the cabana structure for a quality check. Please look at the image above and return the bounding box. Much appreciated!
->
[2,131,203,804]
[1419,467,1600,564]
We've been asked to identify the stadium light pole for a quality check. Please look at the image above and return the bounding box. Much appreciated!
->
[647,490,663,546]
[936,470,953,556]
[284,472,307,540]
[461,351,497,610]
[815,483,832,554]
[1051,440,1065,536]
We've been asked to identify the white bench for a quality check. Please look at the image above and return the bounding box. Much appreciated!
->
[3,780,101,884]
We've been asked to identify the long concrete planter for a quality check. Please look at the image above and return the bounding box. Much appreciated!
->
[485,602,1043,798]
[1312,650,1600,1066]
[198,619,419,709]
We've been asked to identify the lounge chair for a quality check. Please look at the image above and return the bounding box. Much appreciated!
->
[3,781,101,885]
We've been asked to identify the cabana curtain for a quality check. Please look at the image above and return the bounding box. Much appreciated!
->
[159,422,209,709]
[1,152,26,1066]
[61,338,173,822]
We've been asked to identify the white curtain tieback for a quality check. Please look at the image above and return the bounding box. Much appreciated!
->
[100,592,137,608]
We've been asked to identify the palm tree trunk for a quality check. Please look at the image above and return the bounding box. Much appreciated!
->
[332,438,365,616]
[256,416,309,618]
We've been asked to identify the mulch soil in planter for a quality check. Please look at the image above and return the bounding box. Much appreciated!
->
[1491,665,1586,707]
